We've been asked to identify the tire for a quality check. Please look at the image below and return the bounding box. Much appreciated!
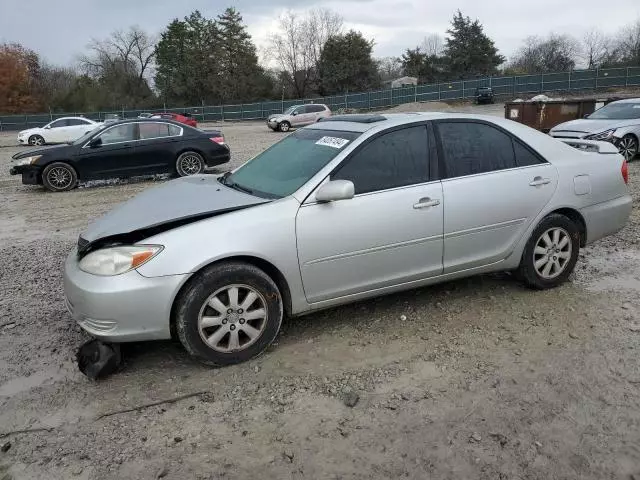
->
[29,135,45,146]
[175,262,284,366]
[618,134,638,162]
[41,162,78,192]
[278,121,291,132]
[517,214,580,290]
[176,151,205,177]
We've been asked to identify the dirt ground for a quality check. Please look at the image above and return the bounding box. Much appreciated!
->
[1,103,639,480]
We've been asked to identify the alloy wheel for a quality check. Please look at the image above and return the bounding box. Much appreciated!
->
[178,154,203,175]
[533,227,572,279]
[197,284,268,353]
[618,136,638,161]
[47,167,73,190]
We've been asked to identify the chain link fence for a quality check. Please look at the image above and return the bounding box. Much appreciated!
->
[1,67,639,131]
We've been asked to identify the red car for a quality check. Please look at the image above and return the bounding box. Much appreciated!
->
[152,112,198,128]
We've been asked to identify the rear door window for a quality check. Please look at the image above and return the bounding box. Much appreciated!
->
[332,126,429,194]
[436,122,517,178]
[139,122,172,139]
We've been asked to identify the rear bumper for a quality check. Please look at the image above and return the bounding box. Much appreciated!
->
[581,194,632,244]
[204,146,231,167]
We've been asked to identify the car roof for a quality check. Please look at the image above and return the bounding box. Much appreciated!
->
[103,118,188,127]
[610,97,640,104]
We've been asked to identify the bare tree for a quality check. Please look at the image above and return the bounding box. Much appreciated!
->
[79,26,155,84]
[269,8,343,98]
[616,18,640,65]
[377,56,403,81]
[581,28,611,69]
[510,34,580,73]
[421,33,444,57]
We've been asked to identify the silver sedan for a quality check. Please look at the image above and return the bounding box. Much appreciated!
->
[64,113,632,366]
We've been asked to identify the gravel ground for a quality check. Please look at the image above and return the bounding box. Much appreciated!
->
[1,103,640,479]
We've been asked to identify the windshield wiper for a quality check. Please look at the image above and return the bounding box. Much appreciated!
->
[219,172,255,195]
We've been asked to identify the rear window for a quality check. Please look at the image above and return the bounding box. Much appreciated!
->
[227,129,360,198]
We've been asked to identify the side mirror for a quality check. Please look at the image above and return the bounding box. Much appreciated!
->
[88,137,102,148]
[583,114,590,118]
[44,125,51,129]
[315,180,355,203]
[291,111,298,116]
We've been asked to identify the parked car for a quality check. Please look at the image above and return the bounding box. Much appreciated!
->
[549,98,640,161]
[152,112,198,128]
[17,117,101,146]
[63,113,631,366]
[475,87,494,104]
[138,113,154,119]
[267,104,331,132]
[10,119,229,192]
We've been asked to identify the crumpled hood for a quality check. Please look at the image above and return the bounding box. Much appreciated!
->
[551,118,638,135]
[81,175,269,243]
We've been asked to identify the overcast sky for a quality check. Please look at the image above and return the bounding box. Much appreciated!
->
[1,0,639,67]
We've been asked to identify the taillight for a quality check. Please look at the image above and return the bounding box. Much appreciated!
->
[622,159,629,184]
[210,136,225,145]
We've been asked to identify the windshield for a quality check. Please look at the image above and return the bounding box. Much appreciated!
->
[283,106,300,115]
[588,102,640,120]
[72,124,107,145]
[223,128,360,198]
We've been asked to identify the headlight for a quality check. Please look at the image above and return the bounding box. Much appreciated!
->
[79,245,163,276]
[17,155,42,166]
[585,129,616,141]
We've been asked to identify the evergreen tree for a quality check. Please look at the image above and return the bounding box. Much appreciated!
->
[443,11,504,78]
[318,31,379,95]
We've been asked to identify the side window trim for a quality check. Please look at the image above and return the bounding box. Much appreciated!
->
[433,119,547,180]
[330,122,432,195]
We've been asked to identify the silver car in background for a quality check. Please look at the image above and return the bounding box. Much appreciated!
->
[550,98,640,161]
[267,104,332,132]
[64,113,632,366]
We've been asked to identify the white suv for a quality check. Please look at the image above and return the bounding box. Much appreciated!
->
[267,104,332,132]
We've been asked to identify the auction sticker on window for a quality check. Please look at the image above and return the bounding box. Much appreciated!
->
[315,136,350,149]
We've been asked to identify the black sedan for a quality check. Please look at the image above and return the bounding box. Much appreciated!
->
[9,119,230,192]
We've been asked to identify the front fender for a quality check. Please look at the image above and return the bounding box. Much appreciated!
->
[135,197,310,315]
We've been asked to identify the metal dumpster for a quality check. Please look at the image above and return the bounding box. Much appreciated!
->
[505,98,615,133]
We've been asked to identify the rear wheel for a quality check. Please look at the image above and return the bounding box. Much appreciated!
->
[29,135,45,146]
[175,262,284,366]
[176,151,204,176]
[42,162,77,192]
[278,121,291,132]
[618,134,638,161]
[517,214,580,289]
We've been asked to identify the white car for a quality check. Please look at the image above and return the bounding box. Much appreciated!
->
[17,117,102,146]
[550,98,640,161]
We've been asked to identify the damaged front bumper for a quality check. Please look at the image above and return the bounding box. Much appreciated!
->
[64,251,189,343]
[9,165,39,185]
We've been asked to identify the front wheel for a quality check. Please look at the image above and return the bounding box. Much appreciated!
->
[517,214,580,289]
[41,162,78,192]
[618,134,638,162]
[175,262,284,366]
[176,151,205,176]
[29,135,45,146]
[278,121,291,132]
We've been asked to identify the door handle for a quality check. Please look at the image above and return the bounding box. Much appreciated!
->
[529,176,551,186]
[122,144,133,148]
[413,197,440,209]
